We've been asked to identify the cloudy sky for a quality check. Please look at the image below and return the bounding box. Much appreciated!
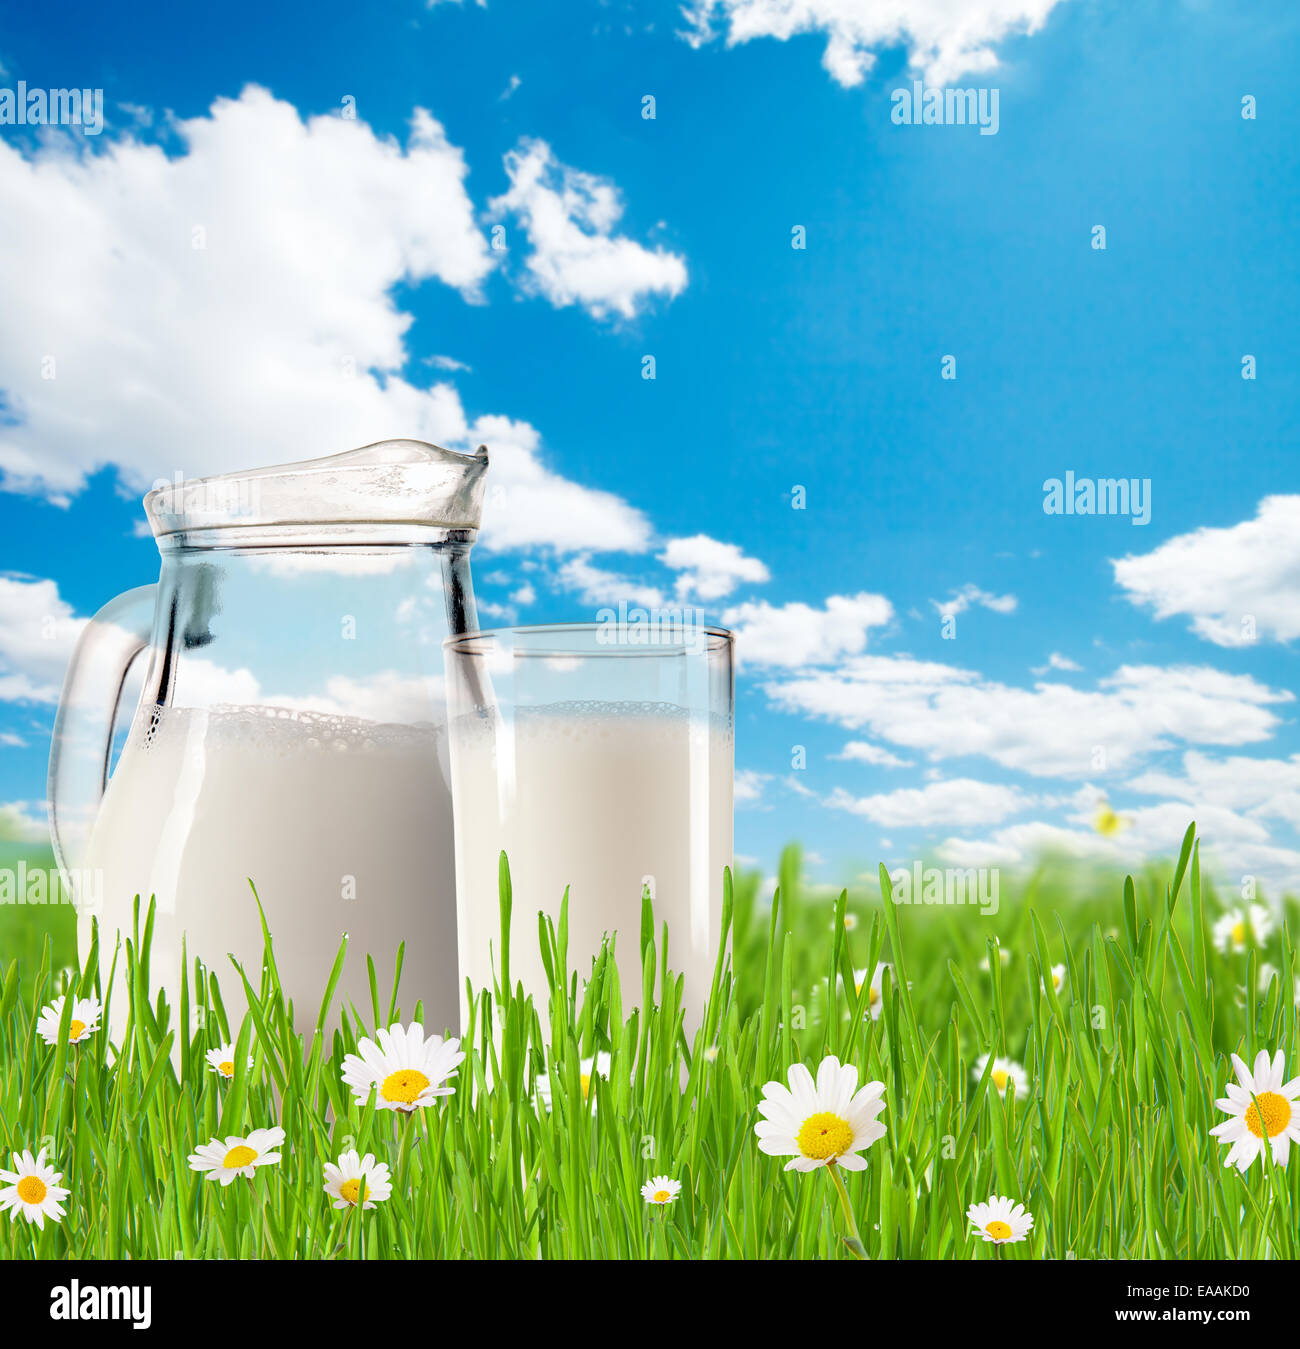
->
[1,0,1297,896]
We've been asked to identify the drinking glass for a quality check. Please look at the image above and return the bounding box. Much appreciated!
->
[444,621,734,1036]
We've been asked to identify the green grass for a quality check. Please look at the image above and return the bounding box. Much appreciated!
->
[0,842,76,974]
[0,822,1297,1259]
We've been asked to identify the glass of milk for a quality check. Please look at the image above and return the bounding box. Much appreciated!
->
[444,621,734,1037]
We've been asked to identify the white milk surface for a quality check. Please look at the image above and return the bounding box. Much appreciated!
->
[450,699,733,1036]
[81,704,459,1041]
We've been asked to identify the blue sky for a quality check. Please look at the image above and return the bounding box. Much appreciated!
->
[1,0,1298,895]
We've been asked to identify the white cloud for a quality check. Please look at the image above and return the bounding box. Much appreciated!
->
[723,592,894,669]
[1031,651,1082,674]
[932,584,1017,618]
[556,556,665,609]
[659,534,769,601]
[764,656,1292,778]
[833,740,912,768]
[0,576,86,703]
[828,777,1032,828]
[0,800,48,843]
[936,800,1300,900]
[1113,496,1300,647]
[510,582,536,606]
[0,87,653,555]
[681,0,1069,86]
[735,769,771,805]
[489,137,688,320]
[169,657,261,707]
[288,671,443,724]
[1128,751,1300,828]
[471,414,651,552]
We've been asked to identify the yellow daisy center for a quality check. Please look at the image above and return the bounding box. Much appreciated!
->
[223,1145,258,1168]
[992,1069,1009,1091]
[1244,1091,1292,1139]
[68,1019,86,1040]
[1231,921,1247,945]
[985,1219,1012,1240]
[1052,973,1062,990]
[218,1061,235,1077]
[381,1068,430,1105]
[795,1111,854,1160]
[16,1176,47,1205]
[339,1177,368,1205]
[653,1189,671,1203]
[580,1073,592,1099]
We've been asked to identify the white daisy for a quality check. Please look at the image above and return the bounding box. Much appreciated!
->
[975,1053,1029,1100]
[979,949,1011,972]
[1210,1049,1300,1172]
[967,1194,1034,1244]
[0,1148,70,1229]
[641,1175,681,1205]
[1213,905,1272,954]
[535,1052,610,1112]
[35,994,101,1047]
[754,1054,887,1172]
[1043,964,1067,996]
[205,1043,254,1079]
[851,963,890,1021]
[339,1022,464,1113]
[323,1149,392,1210]
[187,1127,286,1185]
[703,1045,720,1064]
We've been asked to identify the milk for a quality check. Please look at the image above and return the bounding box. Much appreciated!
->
[449,700,733,1036]
[81,704,458,1043]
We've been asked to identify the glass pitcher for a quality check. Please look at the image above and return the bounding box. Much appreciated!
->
[48,439,489,1041]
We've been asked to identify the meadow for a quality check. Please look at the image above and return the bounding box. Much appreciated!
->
[0,822,1297,1260]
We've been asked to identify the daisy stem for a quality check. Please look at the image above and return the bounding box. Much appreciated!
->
[396,1108,419,1191]
[826,1163,867,1260]
[326,1203,355,1259]
[352,1196,365,1260]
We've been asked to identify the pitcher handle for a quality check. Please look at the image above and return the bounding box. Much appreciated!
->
[47,585,157,886]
